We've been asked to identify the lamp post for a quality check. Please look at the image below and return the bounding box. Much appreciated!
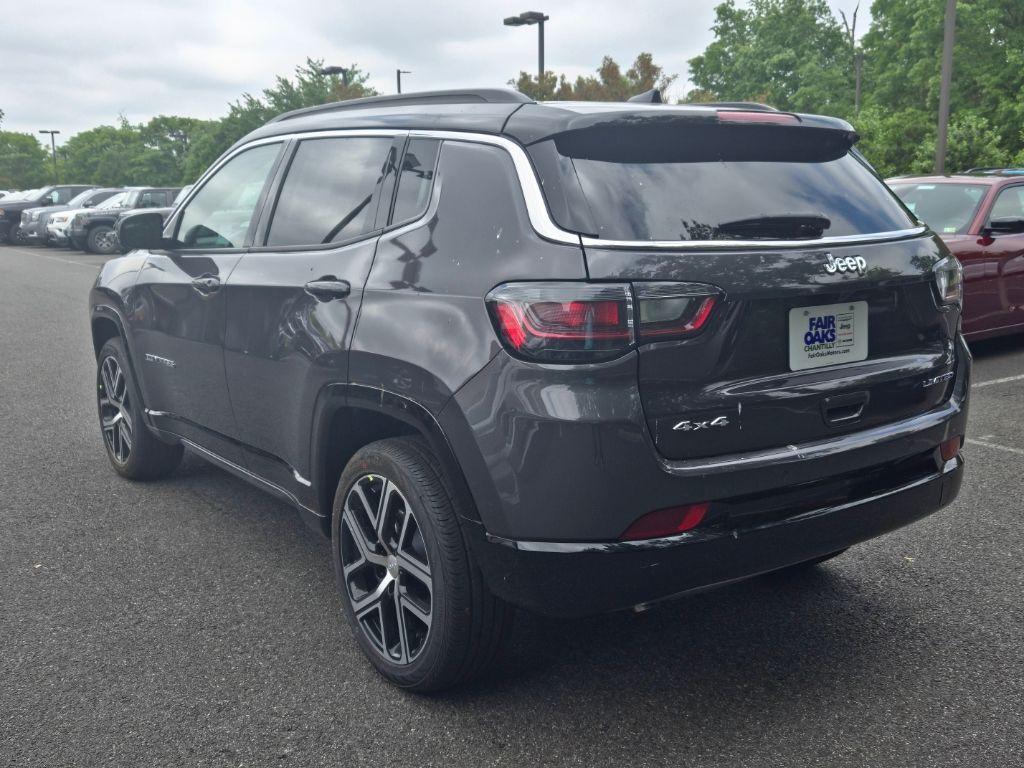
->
[39,130,60,183]
[503,11,549,84]
[396,69,412,94]
[934,0,957,174]
[318,65,351,86]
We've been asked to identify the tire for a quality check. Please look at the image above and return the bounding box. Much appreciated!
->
[10,225,26,245]
[332,437,513,692]
[86,224,119,255]
[96,337,183,479]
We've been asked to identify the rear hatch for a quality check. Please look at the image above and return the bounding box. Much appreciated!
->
[511,107,959,460]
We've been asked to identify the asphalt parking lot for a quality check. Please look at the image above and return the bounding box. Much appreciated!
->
[1,243,1022,767]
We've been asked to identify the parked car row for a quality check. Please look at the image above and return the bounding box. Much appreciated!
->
[0,183,186,254]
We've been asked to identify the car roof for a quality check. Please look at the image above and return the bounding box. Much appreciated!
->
[233,88,856,151]
[886,174,1011,185]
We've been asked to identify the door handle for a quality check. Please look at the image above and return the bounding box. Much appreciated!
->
[304,277,351,302]
[191,275,221,295]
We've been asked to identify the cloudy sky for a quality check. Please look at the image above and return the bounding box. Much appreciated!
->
[4,0,864,143]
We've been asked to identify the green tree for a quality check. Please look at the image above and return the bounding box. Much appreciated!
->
[0,132,50,188]
[140,115,216,183]
[182,58,377,181]
[512,53,677,101]
[687,0,853,115]
[862,0,1024,163]
[62,121,153,186]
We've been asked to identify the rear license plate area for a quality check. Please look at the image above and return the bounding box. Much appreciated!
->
[788,301,868,371]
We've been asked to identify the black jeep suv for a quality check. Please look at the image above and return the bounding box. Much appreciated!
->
[91,89,969,691]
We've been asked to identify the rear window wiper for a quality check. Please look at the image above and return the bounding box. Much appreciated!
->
[715,214,831,240]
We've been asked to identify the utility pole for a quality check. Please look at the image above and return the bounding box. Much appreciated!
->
[840,5,862,114]
[38,130,60,183]
[854,51,863,114]
[396,69,411,94]
[935,0,957,174]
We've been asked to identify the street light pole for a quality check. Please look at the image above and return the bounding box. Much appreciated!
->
[537,17,544,83]
[935,0,957,175]
[503,11,550,86]
[39,130,60,183]
[396,69,412,94]
[318,65,351,87]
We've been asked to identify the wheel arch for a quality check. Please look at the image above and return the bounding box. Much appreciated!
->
[90,303,151,415]
[310,384,483,538]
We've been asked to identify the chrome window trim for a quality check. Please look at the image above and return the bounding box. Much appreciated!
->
[579,226,929,250]
[184,127,929,251]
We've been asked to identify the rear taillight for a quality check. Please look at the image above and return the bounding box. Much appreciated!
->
[486,281,719,363]
[487,282,633,363]
[934,256,963,306]
[634,282,718,342]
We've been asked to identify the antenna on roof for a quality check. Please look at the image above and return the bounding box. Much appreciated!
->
[627,88,663,104]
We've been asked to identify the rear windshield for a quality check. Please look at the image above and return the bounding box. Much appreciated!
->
[888,182,987,235]
[529,123,915,241]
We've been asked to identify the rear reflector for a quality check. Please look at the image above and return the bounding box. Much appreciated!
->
[620,502,710,541]
[939,436,962,462]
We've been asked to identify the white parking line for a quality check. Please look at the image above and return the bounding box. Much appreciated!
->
[966,437,1024,457]
[972,373,1024,389]
[2,244,99,269]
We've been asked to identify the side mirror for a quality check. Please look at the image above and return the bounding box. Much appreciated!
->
[117,211,168,252]
[982,217,1024,237]
[83,200,96,208]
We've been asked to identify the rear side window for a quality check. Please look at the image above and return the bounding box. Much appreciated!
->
[391,139,440,225]
[531,123,916,241]
[266,136,392,246]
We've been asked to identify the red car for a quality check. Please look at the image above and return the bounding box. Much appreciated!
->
[889,170,1024,340]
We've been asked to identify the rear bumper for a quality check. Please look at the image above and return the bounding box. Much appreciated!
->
[468,453,963,617]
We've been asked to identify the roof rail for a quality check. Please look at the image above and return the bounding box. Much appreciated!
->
[694,101,779,112]
[269,88,533,123]
[963,167,1024,175]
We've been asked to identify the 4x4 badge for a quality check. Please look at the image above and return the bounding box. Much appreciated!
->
[824,253,867,275]
[673,415,730,432]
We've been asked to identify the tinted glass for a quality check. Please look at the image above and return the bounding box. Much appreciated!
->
[66,189,97,207]
[989,186,1024,222]
[267,136,392,246]
[890,182,987,235]
[176,143,281,249]
[391,139,440,224]
[533,124,915,241]
[96,192,128,210]
[138,190,172,208]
